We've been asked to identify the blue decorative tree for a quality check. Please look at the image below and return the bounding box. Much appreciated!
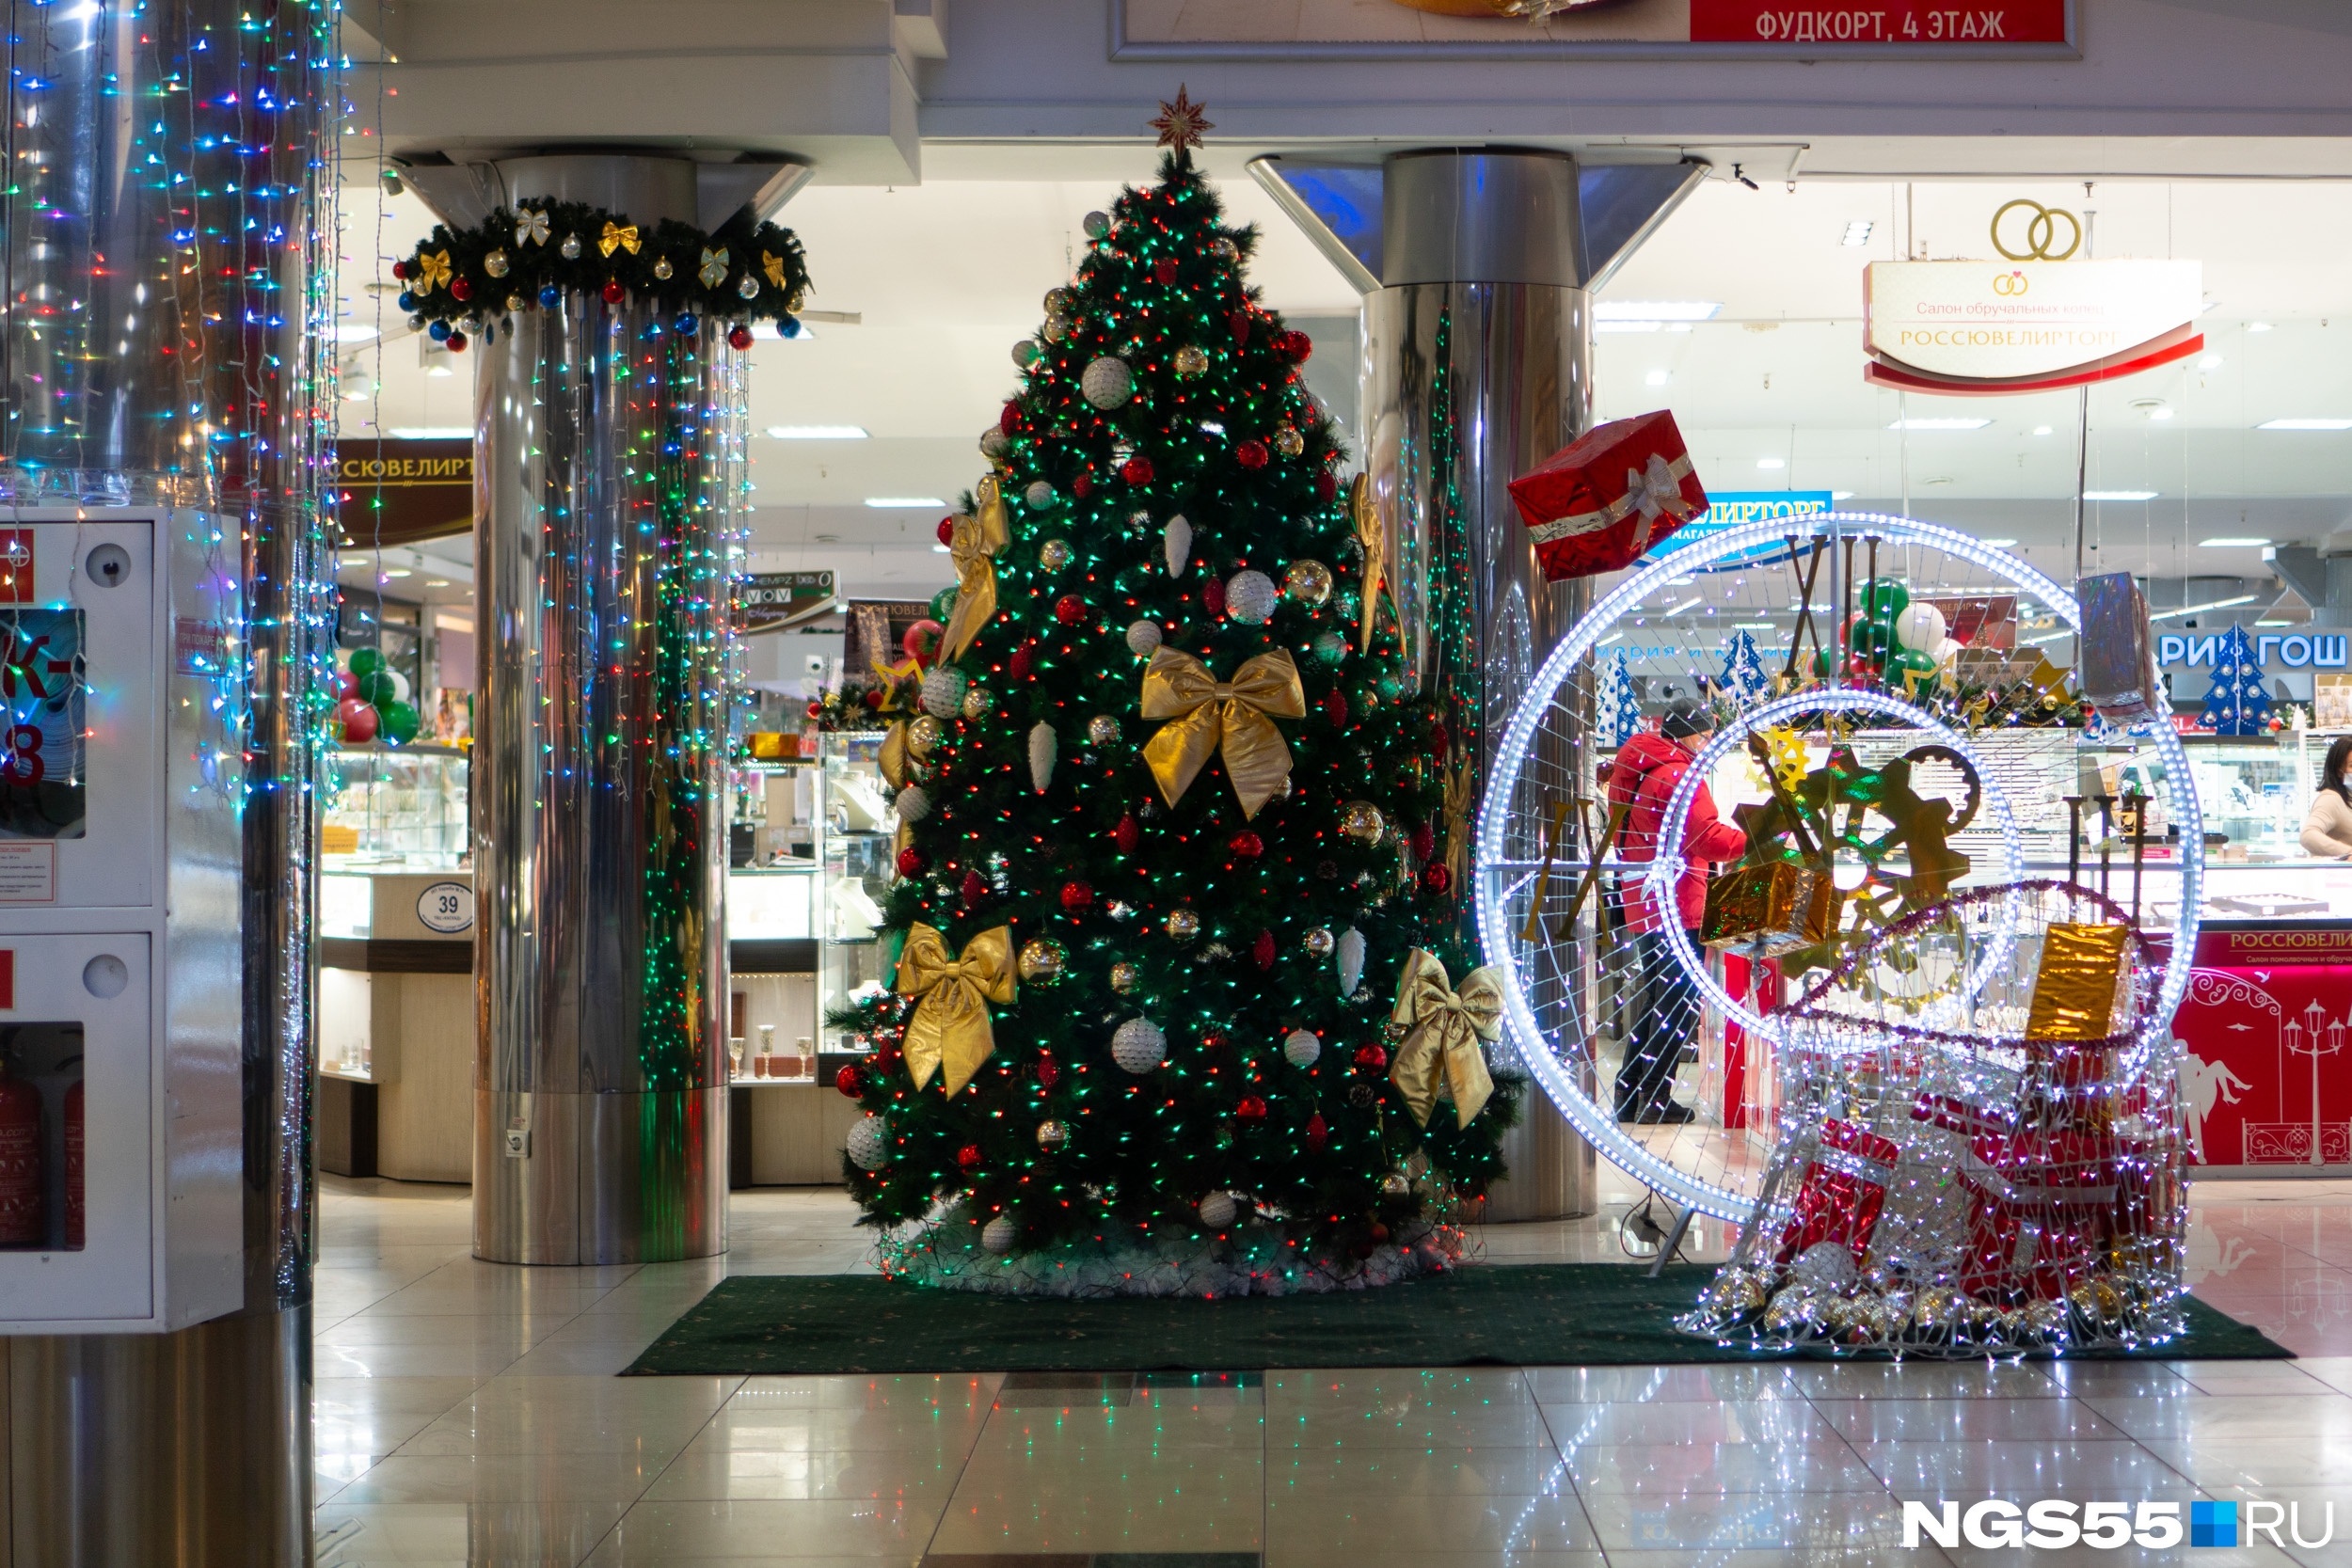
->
[1718,629,1771,706]
[1597,651,1643,748]
[2200,626,2271,736]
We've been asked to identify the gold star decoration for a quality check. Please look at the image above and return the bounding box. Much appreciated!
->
[1150,87,1213,157]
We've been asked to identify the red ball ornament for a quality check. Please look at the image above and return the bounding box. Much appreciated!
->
[1059,880,1094,912]
[961,869,986,906]
[1236,438,1269,470]
[450,277,472,302]
[1277,329,1313,363]
[1203,578,1227,618]
[1422,864,1453,895]
[601,280,625,304]
[1230,309,1253,344]
[999,403,1021,436]
[445,331,468,353]
[861,688,884,709]
[389,259,408,280]
[896,847,926,877]
[902,619,945,666]
[336,698,379,743]
[834,1064,864,1098]
[957,1144,983,1171]
[936,516,957,546]
[1323,689,1348,727]
[1072,472,1093,499]
[1152,256,1179,284]
[804,700,822,719]
[1370,1222,1391,1243]
[1411,823,1437,862]
[1315,471,1338,504]
[1113,813,1140,854]
[728,324,755,351]
[1252,930,1277,971]
[1228,831,1263,860]
[1354,1044,1388,1070]
[1121,455,1154,486]
[1236,1095,1269,1122]
[1054,595,1086,626]
[1305,1114,1328,1151]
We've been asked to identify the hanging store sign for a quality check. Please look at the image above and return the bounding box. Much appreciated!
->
[1114,0,2072,55]
[2160,631,2350,671]
[735,571,837,634]
[1643,492,1833,573]
[1864,258,2202,395]
[333,439,474,549]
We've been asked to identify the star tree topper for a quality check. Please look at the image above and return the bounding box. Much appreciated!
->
[1151,87,1214,161]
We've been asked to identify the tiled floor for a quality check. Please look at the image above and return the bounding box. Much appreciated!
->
[312,1174,2352,1566]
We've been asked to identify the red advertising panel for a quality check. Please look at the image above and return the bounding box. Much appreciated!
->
[1690,2,2069,43]
[2172,928,2352,1170]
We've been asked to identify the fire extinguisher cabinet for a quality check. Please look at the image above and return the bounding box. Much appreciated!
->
[0,512,244,1333]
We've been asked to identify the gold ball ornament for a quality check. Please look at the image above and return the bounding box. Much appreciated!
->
[961,687,994,720]
[1039,538,1073,572]
[1341,800,1386,843]
[1302,927,1334,958]
[1016,938,1067,984]
[1165,908,1200,942]
[1380,1173,1411,1196]
[1173,344,1209,379]
[907,715,944,756]
[1087,714,1120,745]
[1274,425,1305,458]
[1036,1119,1070,1151]
[1283,560,1333,607]
[653,257,674,280]
[1110,961,1140,993]
[485,249,510,278]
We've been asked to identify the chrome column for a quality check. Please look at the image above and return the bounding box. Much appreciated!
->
[1255,150,1705,1223]
[450,157,736,1265]
[0,0,332,1558]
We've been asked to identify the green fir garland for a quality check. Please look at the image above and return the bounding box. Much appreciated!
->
[394,199,811,338]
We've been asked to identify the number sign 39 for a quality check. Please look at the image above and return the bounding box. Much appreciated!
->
[416,881,474,935]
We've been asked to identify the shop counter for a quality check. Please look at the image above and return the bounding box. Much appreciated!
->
[318,870,475,1182]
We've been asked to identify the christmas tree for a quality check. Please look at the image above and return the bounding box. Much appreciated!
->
[1597,651,1643,747]
[1718,629,1770,706]
[2199,626,2271,735]
[834,96,1518,1293]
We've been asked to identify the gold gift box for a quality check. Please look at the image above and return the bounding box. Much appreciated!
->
[746,731,790,760]
[1700,861,1840,958]
[2024,922,2132,1040]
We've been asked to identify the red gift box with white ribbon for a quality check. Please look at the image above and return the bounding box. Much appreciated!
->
[1772,1117,1901,1269]
[1507,410,1709,581]
[1955,1129,2120,1299]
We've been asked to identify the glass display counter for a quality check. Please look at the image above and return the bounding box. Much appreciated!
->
[323,743,469,867]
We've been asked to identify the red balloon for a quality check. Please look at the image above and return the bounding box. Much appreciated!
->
[334,672,358,701]
[337,698,379,743]
[902,619,945,667]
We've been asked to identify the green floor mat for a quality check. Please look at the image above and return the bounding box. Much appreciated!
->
[621,1263,2290,1376]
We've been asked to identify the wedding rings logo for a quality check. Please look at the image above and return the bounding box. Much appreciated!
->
[1994,270,2029,296]
[1993,198,2083,261]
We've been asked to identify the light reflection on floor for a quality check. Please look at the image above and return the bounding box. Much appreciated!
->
[310,1174,2352,1566]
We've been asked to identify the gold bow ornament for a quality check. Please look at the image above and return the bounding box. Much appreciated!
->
[599,220,641,258]
[940,475,1011,659]
[1440,751,1475,890]
[698,246,730,289]
[515,209,550,247]
[762,249,790,290]
[1350,472,1393,654]
[896,924,1018,1096]
[1139,647,1306,820]
[1389,948,1502,1129]
[413,249,453,293]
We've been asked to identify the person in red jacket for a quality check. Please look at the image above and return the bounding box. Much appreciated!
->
[1603,700,1747,1123]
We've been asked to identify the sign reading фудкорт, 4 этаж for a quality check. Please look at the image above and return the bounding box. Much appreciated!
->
[1689,3,2065,42]
[1864,260,2203,395]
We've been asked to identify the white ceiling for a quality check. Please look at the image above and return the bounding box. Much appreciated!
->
[333,166,2352,602]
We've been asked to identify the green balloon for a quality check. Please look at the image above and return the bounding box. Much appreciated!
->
[929,585,959,623]
[376,700,421,745]
[1862,578,1910,619]
[1811,646,1836,677]
[357,669,401,707]
[1848,617,1893,658]
[348,647,381,678]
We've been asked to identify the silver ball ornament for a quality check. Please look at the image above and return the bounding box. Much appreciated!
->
[845,1116,888,1171]
[1080,356,1135,409]
[1082,211,1110,239]
[1224,569,1279,625]
[1110,1018,1167,1073]
[981,1215,1018,1255]
[919,665,968,719]
[1011,340,1042,369]
[1282,1029,1321,1069]
[1197,1191,1238,1228]
[1126,620,1164,657]
[1023,480,1057,512]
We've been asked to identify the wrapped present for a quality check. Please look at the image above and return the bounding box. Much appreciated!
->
[747,731,790,760]
[1508,410,1708,581]
[1702,861,1841,959]
[1956,1129,2120,1299]
[1909,1089,2018,1142]
[2024,923,2132,1042]
[1772,1118,1900,1269]
[2076,572,2162,723]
